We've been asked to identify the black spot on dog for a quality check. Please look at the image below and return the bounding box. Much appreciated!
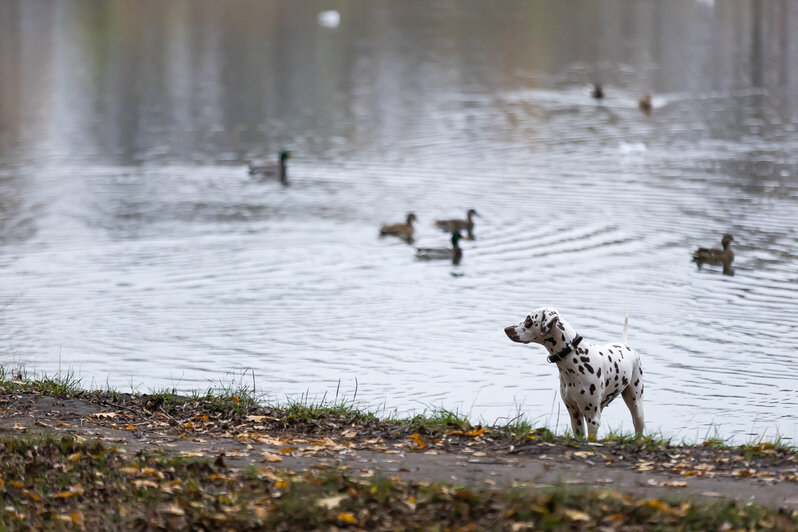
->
[572,358,578,363]
[544,337,556,346]
[622,377,629,386]
[578,366,585,374]
[573,412,580,419]
[634,379,639,387]
[597,368,602,378]
[568,368,575,375]
[614,362,619,373]
[605,378,610,386]
[580,356,590,363]
[639,367,643,375]
[584,363,594,374]
[589,383,595,395]
[614,375,619,382]
[580,390,585,395]
[608,355,612,363]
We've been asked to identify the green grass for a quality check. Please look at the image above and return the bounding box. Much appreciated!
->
[1,364,796,453]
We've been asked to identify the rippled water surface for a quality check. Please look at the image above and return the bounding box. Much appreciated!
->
[1,0,797,442]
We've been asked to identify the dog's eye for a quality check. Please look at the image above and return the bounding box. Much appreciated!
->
[524,316,533,328]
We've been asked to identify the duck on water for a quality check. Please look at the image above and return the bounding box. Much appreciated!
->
[415,230,463,266]
[248,150,291,184]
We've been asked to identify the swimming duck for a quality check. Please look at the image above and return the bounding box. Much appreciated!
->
[638,94,652,114]
[248,150,291,184]
[692,234,735,274]
[435,209,479,240]
[380,213,417,243]
[415,230,463,265]
[591,84,604,99]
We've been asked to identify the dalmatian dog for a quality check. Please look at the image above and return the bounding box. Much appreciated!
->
[504,307,644,438]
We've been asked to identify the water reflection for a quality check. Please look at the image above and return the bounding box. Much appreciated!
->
[0,0,797,443]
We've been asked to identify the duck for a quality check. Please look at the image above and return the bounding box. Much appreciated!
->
[591,83,604,99]
[638,94,652,114]
[692,234,735,274]
[248,150,291,184]
[435,209,479,240]
[379,213,417,243]
[415,230,463,265]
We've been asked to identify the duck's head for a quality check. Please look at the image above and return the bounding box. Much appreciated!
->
[451,230,463,247]
[279,150,292,162]
[721,234,735,248]
[467,209,479,218]
[406,212,417,225]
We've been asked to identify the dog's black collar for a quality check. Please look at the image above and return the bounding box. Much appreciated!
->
[547,335,583,364]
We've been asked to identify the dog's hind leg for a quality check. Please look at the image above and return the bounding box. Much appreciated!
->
[621,366,645,435]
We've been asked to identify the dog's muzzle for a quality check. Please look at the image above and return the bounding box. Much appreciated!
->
[504,326,521,343]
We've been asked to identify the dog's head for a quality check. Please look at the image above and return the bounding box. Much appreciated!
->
[504,307,561,345]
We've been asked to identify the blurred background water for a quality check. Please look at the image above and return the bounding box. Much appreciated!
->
[1,0,797,443]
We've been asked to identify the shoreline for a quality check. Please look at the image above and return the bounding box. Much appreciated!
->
[1,374,797,529]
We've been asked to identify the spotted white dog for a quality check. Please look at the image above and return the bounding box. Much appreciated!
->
[504,307,644,438]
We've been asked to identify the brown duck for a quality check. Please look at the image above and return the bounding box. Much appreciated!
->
[435,209,479,240]
[380,213,417,243]
[692,234,735,273]
[638,94,652,115]
[248,150,291,184]
[591,83,604,99]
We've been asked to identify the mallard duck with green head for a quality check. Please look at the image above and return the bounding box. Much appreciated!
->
[435,209,479,240]
[415,230,463,265]
[248,150,291,184]
[380,213,417,243]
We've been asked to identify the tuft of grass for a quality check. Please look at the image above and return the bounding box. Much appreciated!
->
[601,429,674,451]
[400,408,472,434]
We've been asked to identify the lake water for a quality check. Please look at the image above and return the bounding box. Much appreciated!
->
[1,0,797,443]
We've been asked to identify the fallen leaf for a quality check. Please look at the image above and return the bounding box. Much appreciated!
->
[465,426,488,437]
[12,424,26,431]
[341,429,358,438]
[573,451,595,459]
[159,504,185,516]
[277,446,298,455]
[316,494,347,509]
[261,452,283,463]
[337,512,357,524]
[53,486,85,498]
[409,433,427,450]
[91,412,119,419]
[564,509,591,522]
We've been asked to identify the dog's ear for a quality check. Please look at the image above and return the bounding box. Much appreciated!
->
[540,309,559,335]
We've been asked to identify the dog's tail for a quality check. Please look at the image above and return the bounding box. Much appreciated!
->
[622,313,629,344]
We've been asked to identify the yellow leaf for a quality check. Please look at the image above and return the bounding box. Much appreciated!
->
[120,467,139,474]
[277,446,297,455]
[71,512,84,525]
[409,433,427,449]
[67,452,82,462]
[640,499,671,512]
[573,451,595,459]
[232,396,240,403]
[563,509,591,521]
[261,452,283,463]
[337,512,357,524]
[660,480,687,488]
[12,424,26,431]
[53,486,84,498]
[141,467,164,479]
[275,480,288,489]
[465,426,488,437]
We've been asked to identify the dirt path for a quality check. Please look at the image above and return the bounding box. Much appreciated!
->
[2,391,797,513]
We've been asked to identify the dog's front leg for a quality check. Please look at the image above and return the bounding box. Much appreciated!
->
[585,410,602,439]
[564,402,585,438]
